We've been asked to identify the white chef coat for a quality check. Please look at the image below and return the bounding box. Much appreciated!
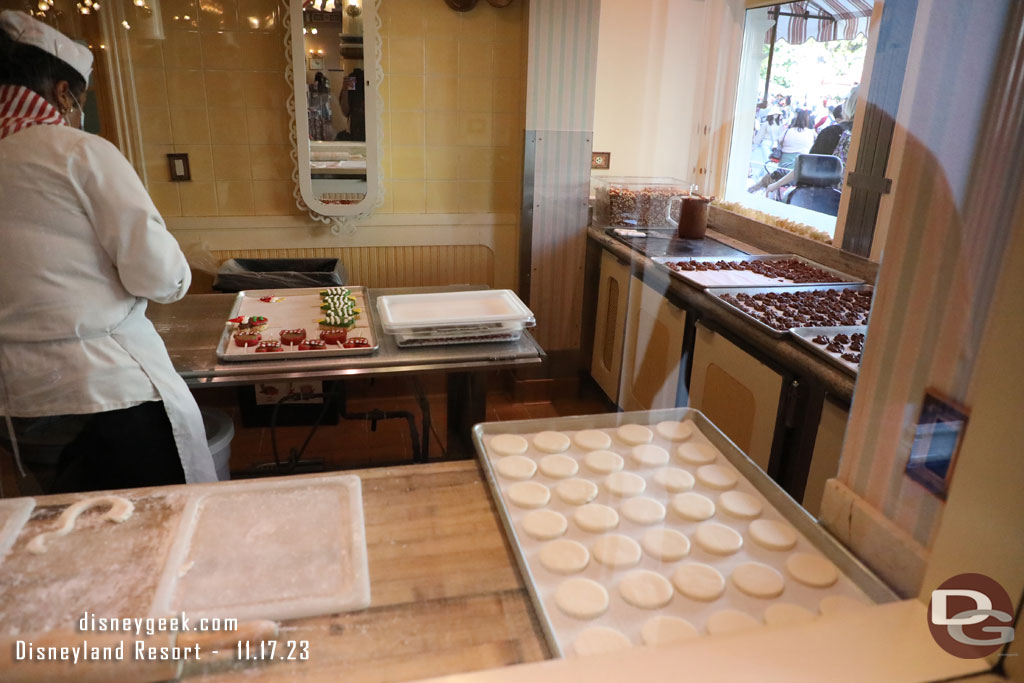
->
[0,123,217,483]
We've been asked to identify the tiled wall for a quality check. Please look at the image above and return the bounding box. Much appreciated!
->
[127,0,526,218]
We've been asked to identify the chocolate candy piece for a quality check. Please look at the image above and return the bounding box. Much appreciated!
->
[320,329,348,345]
[298,339,327,351]
[233,331,261,347]
[811,335,830,345]
[841,352,862,363]
[342,337,371,348]
[826,342,843,352]
[256,340,283,353]
[280,328,307,345]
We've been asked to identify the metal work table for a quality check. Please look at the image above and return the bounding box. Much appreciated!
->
[147,285,545,458]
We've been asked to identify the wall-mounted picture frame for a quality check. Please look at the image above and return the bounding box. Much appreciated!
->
[591,151,611,170]
[309,55,325,70]
[905,388,970,499]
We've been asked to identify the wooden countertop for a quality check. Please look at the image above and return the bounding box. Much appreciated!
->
[588,226,858,402]
[3,462,549,682]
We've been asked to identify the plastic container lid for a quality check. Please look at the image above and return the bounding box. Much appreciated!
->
[377,290,535,334]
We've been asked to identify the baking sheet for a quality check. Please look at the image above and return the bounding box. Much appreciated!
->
[706,284,874,338]
[651,254,862,290]
[473,409,896,658]
[790,326,868,376]
[149,476,370,621]
[215,286,378,362]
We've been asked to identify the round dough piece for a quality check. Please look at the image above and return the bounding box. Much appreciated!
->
[706,609,760,636]
[573,429,612,451]
[555,577,609,620]
[676,442,718,466]
[764,603,816,627]
[592,534,642,569]
[489,434,529,456]
[655,420,697,442]
[620,496,667,526]
[653,467,695,493]
[556,478,599,505]
[495,455,537,480]
[696,464,739,491]
[573,626,632,657]
[539,454,579,479]
[521,509,567,540]
[641,528,690,561]
[533,431,571,454]
[616,424,653,445]
[718,491,763,519]
[748,519,798,551]
[786,553,839,588]
[671,562,725,602]
[694,522,743,555]
[731,562,785,599]
[670,492,716,521]
[819,595,869,616]
[539,539,590,574]
[605,471,646,497]
[630,444,670,467]
[619,570,674,609]
[574,504,619,533]
[584,450,625,474]
[506,481,551,509]
[641,616,700,647]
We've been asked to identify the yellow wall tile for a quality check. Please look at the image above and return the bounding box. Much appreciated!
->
[425,38,457,75]
[493,180,519,212]
[148,182,181,216]
[391,146,425,180]
[457,180,493,213]
[458,41,492,78]
[425,76,457,112]
[216,180,254,215]
[425,111,459,145]
[242,71,289,109]
[424,4,461,34]
[166,69,206,106]
[425,180,460,213]
[209,108,249,144]
[389,37,424,75]
[457,77,492,113]
[457,148,494,181]
[391,111,425,146]
[250,145,294,180]
[139,107,172,145]
[494,3,522,44]
[199,0,238,31]
[493,147,521,182]
[390,180,426,213]
[246,32,285,70]
[425,146,459,180]
[388,0,426,36]
[212,145,252,179]
[457,112,492,146]
[237,0,280,31]
[493,42,521,79]
[143,145,174,183]
[160,0,198,29]
[162,31,203,69]
[169,108,211,145]
[492,112,519,147]
[205,70,247,108]
[389,75,424,111]
[245,108,290,145]
[173,145,215,181]
[200,31,242,70]
[458,7,495,42]
[179,181,219,216]
[252,180,296,214]
[135,69,168,108]
[492,78,520,113]
[129,38,164,68]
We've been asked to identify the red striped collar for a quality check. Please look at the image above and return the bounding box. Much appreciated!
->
[0,84,65,141]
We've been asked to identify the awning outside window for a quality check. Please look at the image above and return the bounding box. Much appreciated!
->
[766,0,873,45]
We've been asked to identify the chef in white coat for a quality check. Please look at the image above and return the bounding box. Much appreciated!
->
[0,11,217,491]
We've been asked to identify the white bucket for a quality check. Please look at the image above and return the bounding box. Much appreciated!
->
[200,409,234,481]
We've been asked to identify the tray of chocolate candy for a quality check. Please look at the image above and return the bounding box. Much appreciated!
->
[706,285,873,338]
[650,255,861,290]
[215,286,379,362]
[790,326,867,375]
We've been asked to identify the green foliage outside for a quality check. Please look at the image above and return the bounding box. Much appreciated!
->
[759,35,867,104]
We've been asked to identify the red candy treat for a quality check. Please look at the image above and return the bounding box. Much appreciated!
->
[342,337,370,348]
[320,328,348,345]
[298,339,327,351]
[280,328,307,345]
[255,340,283,353]
[233,331,261,347]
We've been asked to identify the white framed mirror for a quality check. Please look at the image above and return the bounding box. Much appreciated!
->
[290,0,380,216]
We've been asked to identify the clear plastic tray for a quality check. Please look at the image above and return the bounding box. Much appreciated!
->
[376,290,535,336]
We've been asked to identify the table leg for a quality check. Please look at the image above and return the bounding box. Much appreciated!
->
[446,372,487,458]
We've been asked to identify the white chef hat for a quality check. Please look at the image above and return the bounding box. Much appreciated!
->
[0,10,93,84]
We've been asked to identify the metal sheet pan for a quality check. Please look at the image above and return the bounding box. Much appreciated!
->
[791,325,868,376]
[215,286,379,362]
[651,254,862,290]
[472,408,898,658]
[705,283,874,338]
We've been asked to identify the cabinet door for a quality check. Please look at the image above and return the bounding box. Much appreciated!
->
[590,251,631,403]
[803,398,849,516]
[689,323,784,472]
[619,277,688,412]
